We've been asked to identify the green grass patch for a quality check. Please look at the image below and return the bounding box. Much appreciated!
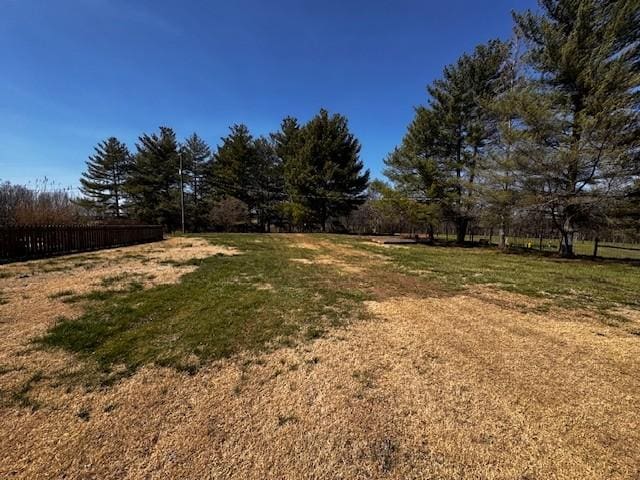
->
[158,258,207,267]
[39,235,369,381]
[336,236,640,312]
[61,281,144,304]
[99,272,150,288]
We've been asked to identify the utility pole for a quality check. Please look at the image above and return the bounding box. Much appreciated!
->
[179,153,185,233]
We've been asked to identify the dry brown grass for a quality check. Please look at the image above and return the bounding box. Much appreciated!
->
[0,237,237,416]
[1,235,639,479]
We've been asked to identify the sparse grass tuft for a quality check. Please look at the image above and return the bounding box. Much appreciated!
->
[7,371,44,410]
[48,289,76,299]
[158,258,204,267]
[304,325,325,340]
[77,406,91,421]
[61,281,144,304]
[277,414,298,426]
[99,273,130,287]
[352,369,376,389]
[372,438,397,473]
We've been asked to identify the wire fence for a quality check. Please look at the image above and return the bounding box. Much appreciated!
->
[433,230,640,260]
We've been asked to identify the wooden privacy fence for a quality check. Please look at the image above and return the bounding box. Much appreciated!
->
[0,225,164,262]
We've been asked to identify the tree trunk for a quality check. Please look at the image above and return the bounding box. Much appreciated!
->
[427,224,434,242]
[498,216,507,249]
[455,218,468,245]
[499,228,506,249]
[319,203,327,232]
[558,214,576,258]
[592,237,599,258]
[559,230,574,258]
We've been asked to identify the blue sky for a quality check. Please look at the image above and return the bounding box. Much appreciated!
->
[0,0,537,191]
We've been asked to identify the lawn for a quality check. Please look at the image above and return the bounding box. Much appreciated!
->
[42,235,640,378]
[336,235,640,312]
[1,234,639,479]
[41,234,369,376]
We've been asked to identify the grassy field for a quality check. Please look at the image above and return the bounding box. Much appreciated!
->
[1,234,639,479]
[41,235,369,377]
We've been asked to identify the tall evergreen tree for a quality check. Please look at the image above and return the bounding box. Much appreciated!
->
[253,136,286,231]
[512,0,640,256]
[271,117,304,229]
[283,109,369,231]
[271,116,302,163]
[386,40,511,243]
[212,125,285,231]
[126,127,181,229]
[212,124,256,205]
[180,133,212,231]
[480,41,525,249]
[78,137,131,218]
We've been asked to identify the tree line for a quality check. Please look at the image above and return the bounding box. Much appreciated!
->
[375,0,639,257]
[77,109,369,232]
[4,0,638,258]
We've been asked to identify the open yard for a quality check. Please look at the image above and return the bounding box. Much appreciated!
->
[1,234,639,479]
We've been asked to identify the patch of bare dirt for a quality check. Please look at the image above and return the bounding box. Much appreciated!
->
[311,255,364,274]
[287,235,322,251]
[287,235,384,274]
[290,254,363,273]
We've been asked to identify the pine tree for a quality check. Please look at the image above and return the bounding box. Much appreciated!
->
[253,136,285,231]
[369,180,439,238]
[212,125,285,231]
[212,124,256,205]
[180,133,212,231]
[386,40,511,243]
[480,41,525,249]
[512,0,640,256]
[271,117,304,229]
[78,137,131,218]
[271,116,302,163]
[211,124,258,230]
[126,127,181,229]
[284,109,369,231]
